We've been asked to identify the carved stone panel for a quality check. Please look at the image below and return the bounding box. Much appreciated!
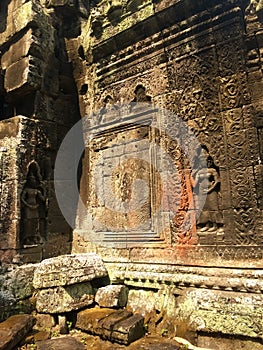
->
[77,108,174,247]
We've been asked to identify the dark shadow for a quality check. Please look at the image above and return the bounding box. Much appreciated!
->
[0,0,10,34]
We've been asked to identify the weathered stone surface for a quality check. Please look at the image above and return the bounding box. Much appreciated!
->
[174,289,263,339]
[76,308,117,332]
[0,314,35,350]
[35,313,56,329]
[0,1,43,45]
[1,29,36,70]
[95,285,129,308]
[36,336,86,350]
[36,282,94,313]
[4,56,43,93]
[33,253,108,289]
[5,263,38,299]
[0,263,38,321]
[128,336,181,350]
[197,334,263,350]
[58,315,68,334]
[111,313,145,345]
[76,308,144,344]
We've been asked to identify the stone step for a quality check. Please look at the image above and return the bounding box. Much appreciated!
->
[0,314,35,350]
[76,308,145,345]
[33,253,108,289]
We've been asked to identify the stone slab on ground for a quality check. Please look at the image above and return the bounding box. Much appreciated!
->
[36,282,94,313]
[95,285,129,308]
[0,314,35,350]
[76,308,144,344]
[36,336,86,350]
[33,253,108,288]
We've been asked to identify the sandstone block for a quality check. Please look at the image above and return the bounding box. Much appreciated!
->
[4,56,43,94]
[0,314,35,350]
[0,1,42,46]
[36,336,85,350]
[76,308,116,332]
[76,308,144,344]
[1,29,36,70]
[110,313,145,345]
[6,263,38,299]
[95,285,129,308]
[33,253,108,289]
[35,314,56,329]
[36,282,94,313]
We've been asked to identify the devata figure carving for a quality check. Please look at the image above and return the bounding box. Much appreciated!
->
[20,162,47,246]
[191,148,223,234]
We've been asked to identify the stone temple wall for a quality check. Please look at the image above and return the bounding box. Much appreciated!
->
[68,0,263,343]
[0,0,82,263]
[0,0,263,346]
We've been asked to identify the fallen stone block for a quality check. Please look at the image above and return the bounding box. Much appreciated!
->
[33,253,108,289]
[36,336,85,350]
[76,308,144,345]
[111,313,145,345]
[95,284,129,308]
[76,308,116,332]
[0,314,35,350]
[99,309,133,335]
[36,282,94,313]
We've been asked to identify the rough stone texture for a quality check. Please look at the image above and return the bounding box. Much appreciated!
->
[67,2,263,343]
[76,308,145,344]
[0,314,35,350]
[174,288,263,339]
[0,263,38,322]
[36,336,86,350]
[33,253,108,289]
[95,285,129,308]
[76,307,116,331]
[128,336,181,350]
[35,314,56,330]
[1,0,263,344]
[0,0,80,263]
[197,334,263,350]
[110,313,145,345]
[36,282,95,313]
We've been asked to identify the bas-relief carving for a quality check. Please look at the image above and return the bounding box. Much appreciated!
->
[20,162,47,246]
[191,148,223,236]
[68,1,263,259]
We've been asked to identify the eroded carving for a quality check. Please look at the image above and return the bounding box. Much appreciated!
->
[20,162,47,246]
[191,147,223,236]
